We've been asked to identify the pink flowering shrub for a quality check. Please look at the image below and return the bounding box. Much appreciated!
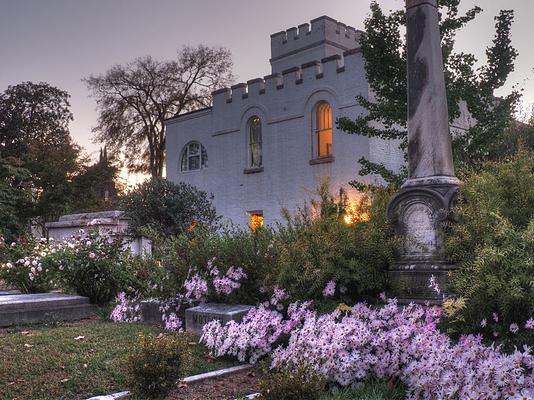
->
[184,273,209,302]
[201,297,313,364]
[111,258,248,332]
[157,261,247,331]
[0,230,137,304]
[48,231,131,304]
[201,298,534,399]
[110,291,141,323]
[153,227,277,305]
[212,266,247,296]
[0,238,57,293]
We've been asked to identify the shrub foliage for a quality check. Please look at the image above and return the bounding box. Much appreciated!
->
[124,333,193,399]
[120,177,220,238]
[259,366,326,400]
[269,183,395,303]
[445,151,534,346]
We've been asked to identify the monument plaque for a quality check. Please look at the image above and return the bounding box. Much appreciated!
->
[403,202,437,256]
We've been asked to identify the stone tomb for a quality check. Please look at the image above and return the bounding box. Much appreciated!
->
[45,210,152,256]
[185,303,253,336]
[0,293,95,326]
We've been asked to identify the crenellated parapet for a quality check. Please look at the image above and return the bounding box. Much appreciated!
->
[212,48,362,107]
[270,16,363,73]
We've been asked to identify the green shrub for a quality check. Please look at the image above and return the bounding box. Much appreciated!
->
[124,332,193,399]
[268,183,395,304]
[146,182,395,307]
[120,177,220,238]
[259,366,326,400]
[444,151,534,347]
[120,252,172,299]
[51,232,132,305]
[152,226,278,304]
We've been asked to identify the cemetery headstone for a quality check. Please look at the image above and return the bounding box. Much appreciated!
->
[185,303,253,336]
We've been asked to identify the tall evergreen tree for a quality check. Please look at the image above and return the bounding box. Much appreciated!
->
[337,1,519,190]
[69,147,121,213]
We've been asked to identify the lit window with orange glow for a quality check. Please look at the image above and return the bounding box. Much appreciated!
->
[314,101,333,157]
[249,211,264,232]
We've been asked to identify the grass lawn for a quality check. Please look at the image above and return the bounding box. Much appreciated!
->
[0,318,235,400]
[320,381,406,400]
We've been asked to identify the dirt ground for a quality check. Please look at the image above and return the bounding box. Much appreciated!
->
[168,369,261,400]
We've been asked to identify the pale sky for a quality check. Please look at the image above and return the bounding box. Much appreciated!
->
[1,0,533,161]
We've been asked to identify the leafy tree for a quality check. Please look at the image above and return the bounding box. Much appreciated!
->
[84,45,234,178]
[337,1,519,189]
[120,178,220,238]
[0,157,33,241]
[69,147,122,213]
[0,82,73,159]
[0,82,83,228]
[26,139,82,226]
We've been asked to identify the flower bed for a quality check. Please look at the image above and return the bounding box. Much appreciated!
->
[200,293,534,400]
[111,257,248,331]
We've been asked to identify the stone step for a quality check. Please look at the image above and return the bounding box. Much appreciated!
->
[0,293,96,327]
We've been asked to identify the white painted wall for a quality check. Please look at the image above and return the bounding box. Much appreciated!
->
[166,16,405,228]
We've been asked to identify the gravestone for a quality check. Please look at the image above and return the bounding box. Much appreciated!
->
[387,0,459,303]
[185,303,253,336]
[0,293,95,326]
[140,299,166,326]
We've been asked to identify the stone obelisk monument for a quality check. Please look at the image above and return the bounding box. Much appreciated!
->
[387,0,460,303]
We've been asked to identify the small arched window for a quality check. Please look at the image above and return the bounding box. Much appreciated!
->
[248,116,262,168]
[314,101,333,157]
[180,141,208,172]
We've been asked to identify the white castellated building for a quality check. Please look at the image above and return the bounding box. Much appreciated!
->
[165,16,406,228]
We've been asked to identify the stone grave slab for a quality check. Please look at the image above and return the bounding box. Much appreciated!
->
[140,299,164,326]
[0,293,96,326]
[185,303,253,336]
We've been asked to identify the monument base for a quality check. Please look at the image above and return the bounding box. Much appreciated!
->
[389,261,455,304]
[387,179,459,304]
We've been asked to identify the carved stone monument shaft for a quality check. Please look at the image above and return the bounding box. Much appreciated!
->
[387,0,459,303]
[406,0,455,182]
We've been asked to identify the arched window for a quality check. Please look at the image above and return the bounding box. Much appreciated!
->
[180,141,208,172]
[314,101,333,157]
[248,116,262,168]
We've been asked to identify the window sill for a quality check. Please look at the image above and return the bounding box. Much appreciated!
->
[243,166,264,174]
[309,156,335,165]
